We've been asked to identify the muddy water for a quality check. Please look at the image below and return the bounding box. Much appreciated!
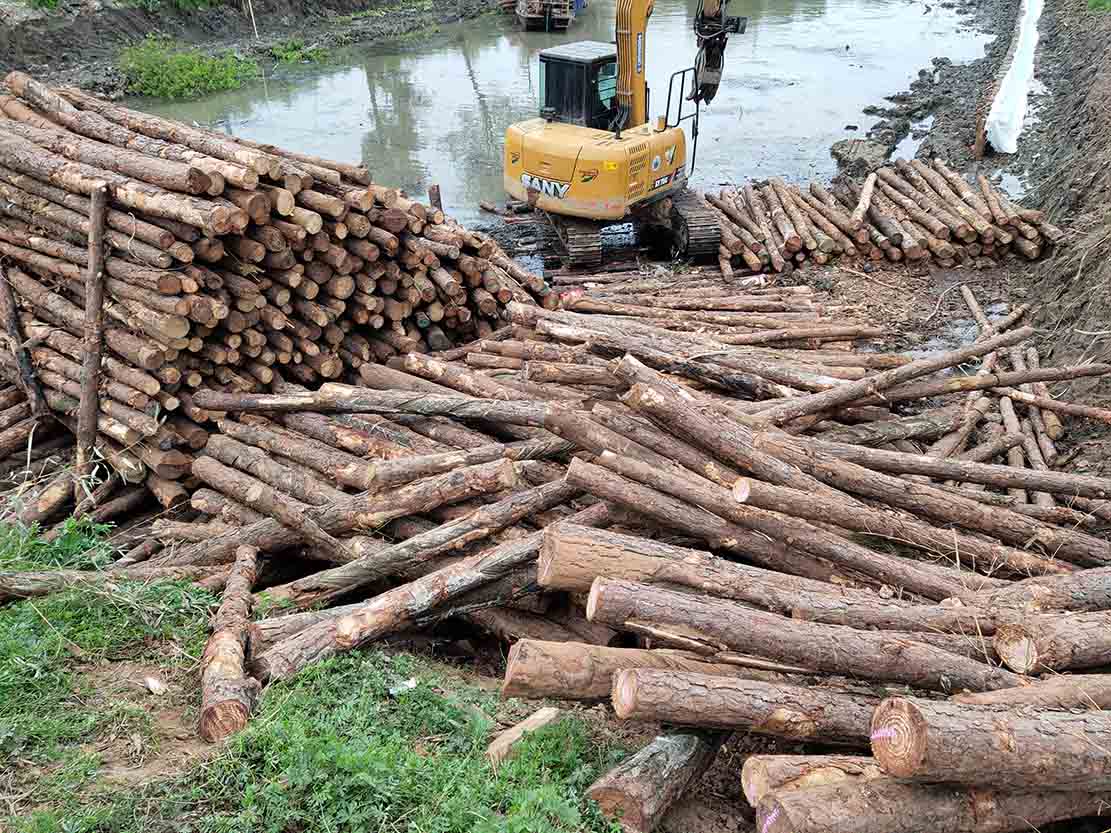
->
[133,0,989,225]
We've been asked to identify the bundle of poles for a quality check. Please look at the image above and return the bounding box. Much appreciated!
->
[8,267,1111,830]
[0,70,555,520]
[707,162,1065,277]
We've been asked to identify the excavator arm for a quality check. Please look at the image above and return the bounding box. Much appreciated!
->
[690,0,746,104]
[612,0,744,132]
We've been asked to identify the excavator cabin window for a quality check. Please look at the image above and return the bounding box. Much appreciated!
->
[537,42,619,129]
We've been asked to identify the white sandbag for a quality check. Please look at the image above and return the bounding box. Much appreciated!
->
[985,0,1044,154]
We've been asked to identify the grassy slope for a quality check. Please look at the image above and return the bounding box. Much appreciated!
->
[1,524,627,833]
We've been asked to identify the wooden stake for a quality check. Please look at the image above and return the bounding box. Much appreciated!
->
[75,183,108,504]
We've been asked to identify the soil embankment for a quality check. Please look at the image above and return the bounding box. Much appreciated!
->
[0,0,499,95]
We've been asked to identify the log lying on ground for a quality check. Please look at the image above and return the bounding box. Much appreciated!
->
[587,579,1022,691]
[870,697,1111,789]
[198,545,260,742]
[612,670,878,744]
[756,776,1111,833]
[586,731,725,833]
[0,564,226,602]
[952,673,1111,708]
[486,706,564,768]
[501,638,776,700]
[741,754,883,806]
[992,611,1111,673]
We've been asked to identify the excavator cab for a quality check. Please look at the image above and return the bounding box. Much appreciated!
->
[538,43,620,130]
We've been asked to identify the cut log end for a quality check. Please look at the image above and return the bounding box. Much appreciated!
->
[869,698,927,778]
[611,669,638,719]
[992,623,1038,674]
[198,676,260,742]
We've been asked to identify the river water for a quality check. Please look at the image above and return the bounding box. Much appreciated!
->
[133,0,990,225]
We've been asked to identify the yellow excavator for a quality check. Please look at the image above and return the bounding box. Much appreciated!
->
[503,0,745,266]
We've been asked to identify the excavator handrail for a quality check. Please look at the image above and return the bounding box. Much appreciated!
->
[664,67,700,174]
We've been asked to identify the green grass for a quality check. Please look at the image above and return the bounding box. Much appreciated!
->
[119,37,259,99]
[1090,0,1111,10]
[2,524,629,833]
[269,37,326,64]
[25,0,61,10]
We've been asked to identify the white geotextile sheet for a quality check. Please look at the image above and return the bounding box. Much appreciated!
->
[985,0,1044,154]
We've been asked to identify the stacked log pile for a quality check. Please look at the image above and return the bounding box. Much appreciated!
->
[1,268,1104,829]
[711,162,1064,277]
[0,70,553,520]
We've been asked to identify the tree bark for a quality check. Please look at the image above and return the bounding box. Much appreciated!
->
[502,638,780,700]
[263,477,576,609]
[970,566,1111,613]
[199,545,260,742]
[757,775,1111,833]
[586,731,724,833]
[992,611,1111,673]
[588,579,1023,691]
[74,183,108,502]
[591,451,987,598]
[0,563,224,602]
[613,670,877,743]
[870,696,1111,789]
[952,673,1111,709]
[153,460,518,567]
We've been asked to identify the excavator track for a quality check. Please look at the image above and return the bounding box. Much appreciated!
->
[670,189,721,261]
[545,212,603,268]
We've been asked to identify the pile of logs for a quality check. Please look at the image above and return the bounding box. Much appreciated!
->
[710,162,1064,276]
[7,265,1111,831]
[0,70,555,519]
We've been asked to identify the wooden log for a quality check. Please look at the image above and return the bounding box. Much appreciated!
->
[971,566,1111,613]
[19,469,75,525]
[589,579,1022,691]
[191,384,551,427]
[760,183,802,252]
[993,611,1111,673]
[805,437,1111,501]
[263,477,571,609]
[154,460,518,567]
[502,638,771,700]
[0,164,175,250]
[744,185,786,271]
[198,545,260,742]
[1025,347,1065,439]
[741,754,882,806]
[486,706,564,768]
[191,456,360,563]
[870,697,1111,789]
[587,731,724,833]
[953,674,1111,709]
[849,172,877,229]
[995,386,1111,424]
[204,433,347,505]
[612,670,876,744]
[0,266,46,418]
[589,452,984,598]
[74,183,108,501]
[0,119,211,195]
[0,563,224,603]
[0,130,231,231]
[752,326,1033,426]
[621,374,1059,577]
[757,775,1111,833]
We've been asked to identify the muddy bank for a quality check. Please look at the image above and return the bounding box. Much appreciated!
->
[0,0,501,96]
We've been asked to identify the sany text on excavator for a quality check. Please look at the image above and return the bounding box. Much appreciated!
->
[503,0,745,266]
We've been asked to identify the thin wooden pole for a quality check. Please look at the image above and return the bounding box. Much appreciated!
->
[0,264,47,418]
[75,183,109,505]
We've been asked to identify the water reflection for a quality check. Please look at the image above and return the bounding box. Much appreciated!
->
[132,0,990,224]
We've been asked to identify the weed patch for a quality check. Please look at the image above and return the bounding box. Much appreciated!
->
[1091,0,1111,10]
[269,37,326,64]
[24,0,60,10]
[119,37,259,99]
